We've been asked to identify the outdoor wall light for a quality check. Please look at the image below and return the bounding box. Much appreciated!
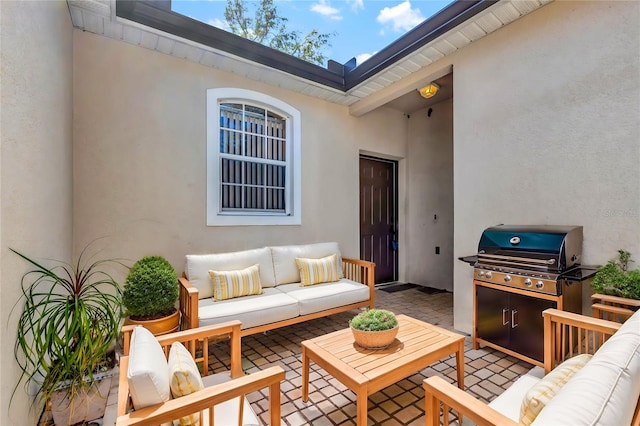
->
[418,82,440,99]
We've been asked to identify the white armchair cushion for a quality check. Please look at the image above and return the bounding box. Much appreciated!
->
[127,326,171,409]
[533,310,640,425]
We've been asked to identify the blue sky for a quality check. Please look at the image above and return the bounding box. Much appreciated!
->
[172,0,453,66]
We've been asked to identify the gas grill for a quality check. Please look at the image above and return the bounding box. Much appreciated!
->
[473,225,584,295]
[461,225,597,365]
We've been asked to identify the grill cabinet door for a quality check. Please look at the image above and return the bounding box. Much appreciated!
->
[476,285,510,350]
[509,293,555,362]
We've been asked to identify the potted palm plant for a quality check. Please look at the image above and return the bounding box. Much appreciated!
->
[122,255,180,335]
[349,309,399,349]
[10,247,123,426]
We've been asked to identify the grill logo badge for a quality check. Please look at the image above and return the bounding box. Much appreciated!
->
[509,236,521,245]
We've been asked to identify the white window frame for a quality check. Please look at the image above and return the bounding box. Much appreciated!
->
[206,88,301,226]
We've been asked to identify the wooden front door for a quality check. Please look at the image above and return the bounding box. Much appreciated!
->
[360,156,398,284]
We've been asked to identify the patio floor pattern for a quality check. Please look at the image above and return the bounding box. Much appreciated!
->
[102,286,535,426]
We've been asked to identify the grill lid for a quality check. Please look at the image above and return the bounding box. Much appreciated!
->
[477,225,583,272]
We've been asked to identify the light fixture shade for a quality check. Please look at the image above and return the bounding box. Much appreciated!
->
[418,82,440,99]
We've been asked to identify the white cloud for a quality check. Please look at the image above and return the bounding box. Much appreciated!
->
[377,1,424,32]
[311,0,343,20]
[207,18,230,32]
[355,52,376,65]
[348,0,364,12]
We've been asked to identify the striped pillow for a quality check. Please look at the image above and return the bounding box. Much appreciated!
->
[208,264,263,301]
[295,254,339,286]
[168,342,204,426]
[519,354,592,425]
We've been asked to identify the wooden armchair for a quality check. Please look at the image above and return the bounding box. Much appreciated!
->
[591,293,640,323]
[116,321,285,425]
[423,309,627,426]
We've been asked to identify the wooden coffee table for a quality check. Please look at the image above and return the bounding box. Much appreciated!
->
[301,314,465,426]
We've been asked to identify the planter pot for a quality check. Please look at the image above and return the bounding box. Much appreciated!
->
[50,369,114,426]
[125,309,180,336]
[351,325,399,349]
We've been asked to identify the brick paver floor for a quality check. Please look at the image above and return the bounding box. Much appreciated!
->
[100,285,535,426]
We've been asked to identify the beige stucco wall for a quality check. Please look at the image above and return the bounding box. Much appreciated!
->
[406,98,454,290]
[72,31,408,279]
[0,1,74,424]
[450,0,640,333]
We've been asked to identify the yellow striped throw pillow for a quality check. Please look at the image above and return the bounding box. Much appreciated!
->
[208,264,263,301]
[168,342,204,426]
[295,254,339,286]
[519,354,592,425]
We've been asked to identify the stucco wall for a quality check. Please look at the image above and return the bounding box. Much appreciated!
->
[0,1,74,424]
[451,0,640,332]
[72,31,408,279]
[406,98,454,290]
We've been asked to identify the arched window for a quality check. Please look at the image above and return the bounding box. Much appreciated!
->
[207,88,301,225]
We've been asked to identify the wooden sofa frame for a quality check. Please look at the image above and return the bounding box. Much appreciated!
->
[116,321,285,426]
[423,308,640,426]
[179,257,376,336]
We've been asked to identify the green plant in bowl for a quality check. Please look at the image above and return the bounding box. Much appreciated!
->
[349,309,398,331]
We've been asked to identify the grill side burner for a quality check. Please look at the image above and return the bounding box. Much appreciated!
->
[464,225,596,366]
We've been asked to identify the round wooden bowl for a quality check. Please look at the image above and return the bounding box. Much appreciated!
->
[351,325,399,349]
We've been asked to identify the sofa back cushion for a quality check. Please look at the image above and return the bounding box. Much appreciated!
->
[185,247,276,299]
[127,326,171,410]
[271,242,343,285]
[533,309,640,425]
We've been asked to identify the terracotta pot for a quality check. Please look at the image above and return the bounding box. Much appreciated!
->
[125,309,180,336]
[351,325,399,349]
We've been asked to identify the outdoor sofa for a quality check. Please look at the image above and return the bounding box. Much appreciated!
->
[179,242,375,336]
[424,308,640,425]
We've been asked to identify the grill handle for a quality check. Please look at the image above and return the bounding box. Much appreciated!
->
[478,253,556,265]
[502,308,510,326]
[511,310,519,328]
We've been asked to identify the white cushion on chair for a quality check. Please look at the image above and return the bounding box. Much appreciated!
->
[127,326,171,409]
[201,373,260,426]
[533,310,640,425]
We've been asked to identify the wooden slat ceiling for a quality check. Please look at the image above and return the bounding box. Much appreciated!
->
[67,0,551,109]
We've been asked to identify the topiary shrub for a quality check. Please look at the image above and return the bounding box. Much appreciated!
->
[123,255,179,319]
[592,249,640,300]
[349,309,398,331]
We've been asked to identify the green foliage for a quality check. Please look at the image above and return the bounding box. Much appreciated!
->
[224,0,334,65]
[592,249,640,300]
[349,309,398,331]
[10,247,123,413]
[122,256,178,318]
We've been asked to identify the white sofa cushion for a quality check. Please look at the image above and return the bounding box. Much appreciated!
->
[533,309,640,425]
[197,287,299,329]
[127,326,171,410]
[271,242,343,285]
[277,279,370,316]
[487,366,545,422]
[185,247,276,299]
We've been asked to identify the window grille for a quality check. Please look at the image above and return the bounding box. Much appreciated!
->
[219,103,288,213]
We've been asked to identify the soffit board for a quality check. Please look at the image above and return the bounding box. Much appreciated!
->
[67,0,552,108]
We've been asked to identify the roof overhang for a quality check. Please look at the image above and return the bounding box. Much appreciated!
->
[67,0,552,112]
